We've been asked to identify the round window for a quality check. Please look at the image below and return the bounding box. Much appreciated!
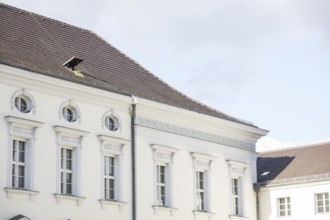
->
[15,96,31,113]
[62,106,77,122]
[105,115,118,131]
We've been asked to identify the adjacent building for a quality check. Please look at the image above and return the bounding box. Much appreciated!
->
[257,142,330,220]
[0,3,268,220]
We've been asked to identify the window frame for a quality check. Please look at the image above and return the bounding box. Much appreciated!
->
[102,110,121,132]
[156,164,167,206]
[315,192,329,214]
[151,144,179,215]
[59,100,81,123]
[11,139,27,189]
[277,197,291,217]
[98,135,128,210]
[11,90,36,114]
[5,116,43,200]
[53,126,88,206]
[60,147,74,195]
[226,160,248,217]
[104,155,116,200]
[191,152,216,214]
[196,170,206,211]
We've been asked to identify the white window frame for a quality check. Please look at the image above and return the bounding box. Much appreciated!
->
[156,164,167,206]
[151,144,179,216]
[98,135,128,210]
[315,192,329,214]
[102,110,121,132]
[59,100,81,123]
[277,197,291,217]
[53,126,88,206]
[104,155,116,200]
[232,178,241,215]
[195,170,206,211]
[5,116,43,201]
[191,152,216,216]
[11,89,36,114]
[60,147,74,195]
[227,160,248,217]
[11,139,27,189]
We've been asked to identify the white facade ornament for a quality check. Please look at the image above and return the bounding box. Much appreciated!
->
[136,117,254,151]
[11,89,37,114]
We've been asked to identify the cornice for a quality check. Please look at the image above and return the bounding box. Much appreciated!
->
[136,117,255,152]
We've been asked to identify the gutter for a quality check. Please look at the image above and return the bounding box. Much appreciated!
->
[131,96,137,220]
[254,184,260,220]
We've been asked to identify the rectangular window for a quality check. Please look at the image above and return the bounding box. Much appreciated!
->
[60,148,73,195]
[156,165,166,206]
[12,140,26,188]
[232,178,240,215]
[315,193,329,214]
[104,156,115,200]
[196,171,205,211]
[278,197,291,217]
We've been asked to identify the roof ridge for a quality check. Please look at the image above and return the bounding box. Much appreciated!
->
[0,3,91,33]
[259,140,330,154]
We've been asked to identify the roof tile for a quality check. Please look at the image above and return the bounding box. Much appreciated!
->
[0,3,254,126]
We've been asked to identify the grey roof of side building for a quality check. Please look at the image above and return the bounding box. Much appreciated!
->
[0,3,259,127]
[257,141,330,186]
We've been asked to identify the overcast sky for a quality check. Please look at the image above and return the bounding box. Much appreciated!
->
[2,0,329,151]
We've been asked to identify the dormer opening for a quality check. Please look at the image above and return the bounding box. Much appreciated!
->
[63,57,83,70]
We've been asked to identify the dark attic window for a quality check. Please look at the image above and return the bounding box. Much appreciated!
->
[63,57,84,78]
[63,57,83,70]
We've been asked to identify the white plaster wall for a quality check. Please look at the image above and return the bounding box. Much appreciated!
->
[0,64,265,220]
[259,180,330,220]
[134,113,259,220]
[0,65,132,220]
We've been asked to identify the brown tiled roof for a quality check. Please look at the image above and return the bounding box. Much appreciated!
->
[0,3,255,126]
[257,142,330,184]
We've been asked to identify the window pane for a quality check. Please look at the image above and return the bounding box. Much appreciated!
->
[109,157,115,176]
[66,173,72,184]
[18,177,24,188]
[19,151,25,163]
[12,142,16,161]
[12,165,16,175]
[106,117,115,130]
[66,183,72,194]
[18,165,25,177]
[109,179,114,189]
[15,97,28,112]
[12,176,15,188]
[66,158,72,170]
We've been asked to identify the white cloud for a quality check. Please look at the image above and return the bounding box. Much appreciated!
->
[256,136,297,152]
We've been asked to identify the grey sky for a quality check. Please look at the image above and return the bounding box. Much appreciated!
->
[1,0,329,151]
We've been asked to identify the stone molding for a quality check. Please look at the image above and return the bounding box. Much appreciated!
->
[136,117,254,151]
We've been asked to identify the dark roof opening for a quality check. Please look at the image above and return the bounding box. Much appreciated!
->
[63,57,83,70]
[9,214,31,220]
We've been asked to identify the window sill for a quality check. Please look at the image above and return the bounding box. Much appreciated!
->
[153,205,178,216]
[99,199,127,211]
[54,194,85,207]
[193,210,215,220]
[4,187,39,201]
[229,215,249,220]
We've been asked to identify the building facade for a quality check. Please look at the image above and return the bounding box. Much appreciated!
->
[0,3,267,220]
[257,142,330,220]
